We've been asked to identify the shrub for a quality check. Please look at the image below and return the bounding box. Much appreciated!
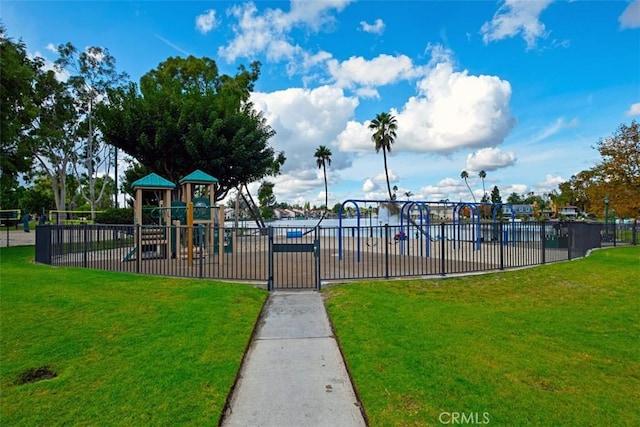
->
[94,208,134,224]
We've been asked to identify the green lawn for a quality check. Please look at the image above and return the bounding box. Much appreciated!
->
[0,246,267,425]
[324,246,640,426]
[3,244,639,426]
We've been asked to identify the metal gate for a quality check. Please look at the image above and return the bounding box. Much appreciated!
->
[268,226,320,291]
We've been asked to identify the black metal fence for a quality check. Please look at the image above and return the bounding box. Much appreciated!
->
[34,220,637,290]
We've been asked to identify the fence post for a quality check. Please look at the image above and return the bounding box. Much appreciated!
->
[633,220,638,246]
[35,225,52,265]
[136,224,141,274]
[384,224,389,279]
[541,222,546,264]
[199,234,204,279]
[267,226,274,291]
[315,227,321,290]
[567,223,573,261]
[499,221,504,270]
[440,222,446,276]
[83,223,88,268]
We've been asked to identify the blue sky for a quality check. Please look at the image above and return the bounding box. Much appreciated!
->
[2,0,640,207]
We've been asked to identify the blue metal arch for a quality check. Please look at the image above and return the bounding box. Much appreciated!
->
[453,203,481,250]
[399,201,431,257]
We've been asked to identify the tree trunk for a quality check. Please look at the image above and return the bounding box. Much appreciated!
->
[383,147,392,200]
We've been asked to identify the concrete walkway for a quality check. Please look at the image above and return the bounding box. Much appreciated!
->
[0,229,35,248]
[221,291,367,427]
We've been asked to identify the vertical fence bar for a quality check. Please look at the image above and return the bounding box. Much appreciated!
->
[315,227,321,290]
[567,223,573,261]
[267,226,273,291]
[440,222,446,276]
[540,222,546,265]
[199,235,204,279]
[384,224,389,279]
[83,223,88,268]
[136,224,141,274]
[499,221,504,270]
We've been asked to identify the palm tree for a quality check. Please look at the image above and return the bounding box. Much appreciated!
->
[369,112,398,200]
[314,145,332,225]
[479,170,487,201]
[461,170,477,203]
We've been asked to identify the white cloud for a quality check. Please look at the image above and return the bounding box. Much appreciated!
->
[402,64,515,153]
[354,87,380,99]
[502,184,529,197]
[45,43,57,53]
[374,170,399,184]
[288,0,353,31]
[480,0,554,50]
[620,0,640,29]
[465,148,517,172]
[195,9,218,34]
[625,102,640,116]
[250,85,359,185]
[327,54,424,89]
[534,174,565,195]
[336,59,515,155]
[362,178,377,192]
[334,120,372,154]
[417,177,468,201]
[218,1,352,62]
[360,18,385,35]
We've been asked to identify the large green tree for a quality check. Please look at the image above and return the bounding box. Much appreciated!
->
[257,181,276,221]
[592,120,639,218]
[97,56,284,203]
[19,173,57,214]
[555,121,639,218]
[27,68,80,214]
[54,43,128,216]
[369,112,398,201]
[0,26,39,207]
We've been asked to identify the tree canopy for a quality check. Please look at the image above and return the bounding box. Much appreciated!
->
[369,112,397,200]
[556,120,639,218]
[96,56,284,202]
[0,27,40,202]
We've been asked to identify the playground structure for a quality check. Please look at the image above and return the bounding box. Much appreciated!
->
[124,170,230,264]
[337,199,516,262]
[101,182,581,284]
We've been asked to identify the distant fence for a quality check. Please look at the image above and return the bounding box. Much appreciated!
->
[34,220,637,290]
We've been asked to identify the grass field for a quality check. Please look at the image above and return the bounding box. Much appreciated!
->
[2,244,639,426]
[0,246,267,425]
[324,246,640,426]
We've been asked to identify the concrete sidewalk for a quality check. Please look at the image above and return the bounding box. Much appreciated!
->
[0,229,35,248]
[221,291,367,427]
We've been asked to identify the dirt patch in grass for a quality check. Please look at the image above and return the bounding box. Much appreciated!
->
[15,366,57,385]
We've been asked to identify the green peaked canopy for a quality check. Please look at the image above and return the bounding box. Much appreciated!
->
[179,169,218,184]
[131,173,176,189]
